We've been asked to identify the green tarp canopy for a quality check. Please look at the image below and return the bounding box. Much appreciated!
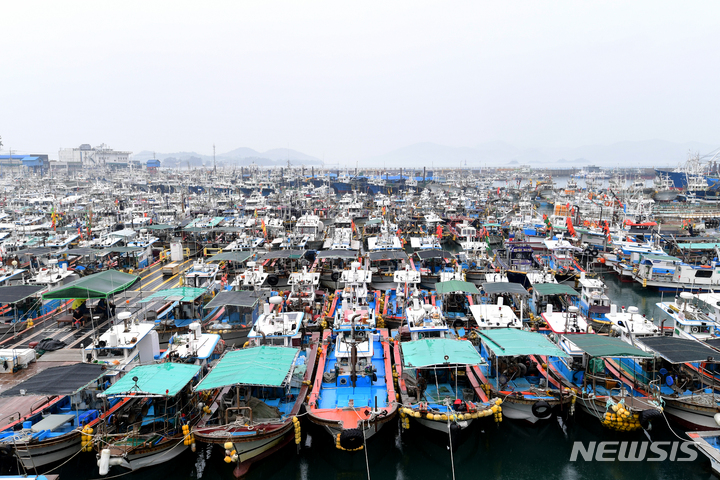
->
[207,251,254,263]
[434,280,480,295]
[563,333,653,358]
[478,328,569,357]
[401,338,484,368]
[532,283,579,297]
[195,346,299,390]
[100,363,201,397]
[42,270,140,300]
[139,287,207,303]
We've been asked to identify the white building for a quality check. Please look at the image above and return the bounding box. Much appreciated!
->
[58,143,131,167]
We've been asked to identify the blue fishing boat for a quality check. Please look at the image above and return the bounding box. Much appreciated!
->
[394,337,498,451]
[0,363,132,470]
[306,262,397,450]
[544,333,663,432]
[474,328,574,423]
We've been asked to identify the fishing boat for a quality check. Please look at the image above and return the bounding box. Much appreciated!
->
[434,279,481,329]
[395,337,498,448]
[475,328,575,423]
[204,290,262,347]
[544,333,664,432]
[285,267,321,312]
[627,336,720,431]
[573,273,611,331]
[83,312,160,378]
[538,238,584,283]
[656,292,720,340]
[161,321,224,366]
[183,258,220,289]
[95,363,207,475]
[0,363,131,470]
[368,250,410,291]
[193,335,319,477]
[305,262,397,450]
[633,253,720,292]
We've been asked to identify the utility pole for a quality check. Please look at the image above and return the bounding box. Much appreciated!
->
[213,144,216,174]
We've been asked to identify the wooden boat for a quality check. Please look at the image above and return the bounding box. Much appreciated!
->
[193,333,319,477]
[95,363,212,475]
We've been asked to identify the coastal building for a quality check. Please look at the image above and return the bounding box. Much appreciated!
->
[58,143,132,168]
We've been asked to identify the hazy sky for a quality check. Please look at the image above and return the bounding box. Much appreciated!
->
[2,1,718,161]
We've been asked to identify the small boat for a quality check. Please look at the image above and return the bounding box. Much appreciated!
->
[84,312,160,378]
[475,328,574,423]
[161,321,224,366]
[545,333,664,432]
[0,363,133,470]
[193,335,319,477]
[95,363,209,475]
[306,262,397,450]
[183,258,220,289]
[395,337,498,448]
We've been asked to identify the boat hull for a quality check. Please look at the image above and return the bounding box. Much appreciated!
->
[14,434,81,470]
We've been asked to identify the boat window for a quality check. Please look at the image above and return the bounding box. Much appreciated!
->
[695,270,713,278]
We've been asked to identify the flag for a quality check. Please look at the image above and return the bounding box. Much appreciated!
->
[51,205,57,231]
[382,206,386,216]
[261,219,267,237]
[351,219,356,233]
[566,216,576,237]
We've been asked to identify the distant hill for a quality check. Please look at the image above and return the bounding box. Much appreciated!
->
[133,147,323,166]
[366,140,717,168]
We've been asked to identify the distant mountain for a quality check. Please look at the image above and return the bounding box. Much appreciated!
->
[366,140,718,168]
[133,147,323,166]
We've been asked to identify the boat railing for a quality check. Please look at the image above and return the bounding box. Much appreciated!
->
[29,396,53,417]
[225,406,252,424]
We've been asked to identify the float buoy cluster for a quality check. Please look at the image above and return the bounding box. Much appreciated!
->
[293,416,301,444]
[492,399,503,423]
[223,441,238,463]
[602,403,642,431]
[399,408,411,429]
[182,424,196,451]
[81,426,94,452]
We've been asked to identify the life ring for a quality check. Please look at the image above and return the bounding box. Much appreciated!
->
[338,428,364,450]
[267,275,279,286]
[604,201,612,207]
[331,271,341,282]
[531,400,553,419]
